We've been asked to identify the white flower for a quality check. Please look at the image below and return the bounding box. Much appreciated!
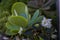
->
[51,34,57,39]
[18,27,23,35]
[41,17,52,28]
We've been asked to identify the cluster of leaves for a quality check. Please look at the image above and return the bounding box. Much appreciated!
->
[0,0,29,33]
[0,0,57,40]
[2,2,45,40]
[5,2,43,37]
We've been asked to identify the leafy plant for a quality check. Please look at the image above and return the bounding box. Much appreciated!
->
[5,2,43,36]
[0,0,57,40]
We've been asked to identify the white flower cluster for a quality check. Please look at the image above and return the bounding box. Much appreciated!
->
[41,17,52,28]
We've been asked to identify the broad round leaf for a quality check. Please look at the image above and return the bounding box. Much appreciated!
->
[11,2,26,15]
[8,16,28,27]
[5,22,24,35]
[11,2,29,20]
[6,22,20,31]
[5,29,17,35]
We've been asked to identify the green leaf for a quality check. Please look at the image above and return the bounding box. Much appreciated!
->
[5,22,20,35]
[6,22,20,31]
[35,16,44,23]
[28,10,39,26]
[34,36,39,40]
[5,29,17,35]
[8,16,28,27]
[34,24,40,28]
[39,37,44,40]
[5,22,24,35]
[20,13,28,19]
[11,2,29,20]
[1,0,17,10]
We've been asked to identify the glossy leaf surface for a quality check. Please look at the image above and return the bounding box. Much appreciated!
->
[8,16,28,27]
[11,2,29,20]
